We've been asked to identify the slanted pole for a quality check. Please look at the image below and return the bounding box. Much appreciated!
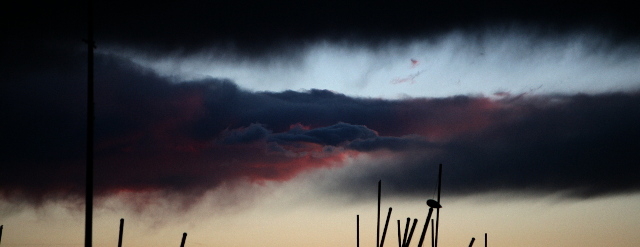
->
[468,237,475,247]
[435,164,442,247]
[417,208,434,247]
[118,219,124,247]
[397,220,401,247]
[377,180,381,247]
[180,233,187,247]
[404,218,418,247]
[380,208,392,247]
[402,218,410,247]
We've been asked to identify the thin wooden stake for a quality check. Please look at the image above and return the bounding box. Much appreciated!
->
[431,219,434,247]
[380,208,392,247]
[397,220,401,247]
[180,233,187,247]
[404,218,418,247]
[377,180,381,247]
[417,208,434,247]
[402,218,410,247]
[118,219,124,247]
[435,164,442,247]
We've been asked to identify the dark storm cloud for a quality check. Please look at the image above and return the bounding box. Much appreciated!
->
[90,0,638,55]
[220,124,272,144]
[6,0,636,59]
[335,93,640,199]
[2,0,639,206]
[2,51,639,206]
[269,123,378,146]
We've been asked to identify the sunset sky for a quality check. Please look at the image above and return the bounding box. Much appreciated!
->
[2,1,640,246]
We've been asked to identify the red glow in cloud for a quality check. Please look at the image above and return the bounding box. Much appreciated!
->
[391,97,505,141]
[95,122,363,198]
[289,123,312,130]
[245,144,357,183]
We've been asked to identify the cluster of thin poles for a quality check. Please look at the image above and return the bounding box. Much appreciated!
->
[115,218,188,247]
[357,164,487,247]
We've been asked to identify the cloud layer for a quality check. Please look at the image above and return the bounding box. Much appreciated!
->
[2,52,639,207]
[2,0,639,210]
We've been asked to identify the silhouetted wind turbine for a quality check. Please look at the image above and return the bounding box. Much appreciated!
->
[426,199,442,209]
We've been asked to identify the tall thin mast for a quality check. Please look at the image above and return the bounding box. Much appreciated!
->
[377,180,381,247]
[357,215,360,247]
[84,0,95,245]
[435,164,442,247]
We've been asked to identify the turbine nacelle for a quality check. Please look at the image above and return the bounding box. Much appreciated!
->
[426,199,442,208]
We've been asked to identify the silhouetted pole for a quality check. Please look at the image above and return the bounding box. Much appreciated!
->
[380,208,392,247]
[180,233,187,247]
[357,215,359,247]
[404,218,418,247]
[431,219,434,247]
[484,233,487,247]
[397,220,401,247]
[83,0,96,246]
[402,218,410,247]
[118,219,124,247]
[417,208,434,247]
[468,237,475,247]
[1,225,3,245]
[435,164,442,247]
[377,180,381,247]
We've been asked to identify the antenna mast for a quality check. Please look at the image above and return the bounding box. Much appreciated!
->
[84,0,96,245]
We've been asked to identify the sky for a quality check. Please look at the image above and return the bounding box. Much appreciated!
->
[2,0,640,246]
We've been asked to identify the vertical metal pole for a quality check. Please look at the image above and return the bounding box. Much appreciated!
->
[397,220,401,247]
[435,164,442,247]
[1,225,3,245]
[468,237,475,247]
[404,218,418,247]
[84,0,95,246]
[377,180,381,247]
[180,233,187,247]
[417,208,433,247]
[431,219,434,247]
[118,219,124,247]
[357,215,360,247]
[485,233,487,247]
[380,208,392,247]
